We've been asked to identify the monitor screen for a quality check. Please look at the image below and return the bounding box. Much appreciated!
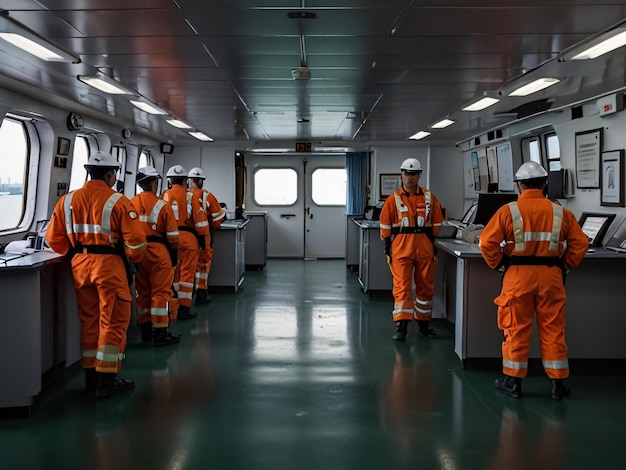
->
[578,212,615,246]
[473,192,518,226]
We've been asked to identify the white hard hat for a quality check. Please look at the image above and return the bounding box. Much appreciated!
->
[84,150,120,169]
[514,161,548,181]
[166,164,187,178]
[136,166,161,184]
[400,158,422,172]
[188,167,206,179]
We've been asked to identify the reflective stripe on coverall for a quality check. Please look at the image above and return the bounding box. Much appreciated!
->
[161,185,208,313]
[194,189,226,291]
[131,192,180,328]
[379,188,443,322]
[478,190,588,379]
[46,180,147,373]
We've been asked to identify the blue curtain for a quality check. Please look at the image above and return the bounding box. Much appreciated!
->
[346,152,368,215]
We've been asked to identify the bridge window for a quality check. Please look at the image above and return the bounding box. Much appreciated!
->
[0,118,29,231]
[254,168,298,205]
[69,136,89,192]
[311,168,346,206]
[545,133,561,171]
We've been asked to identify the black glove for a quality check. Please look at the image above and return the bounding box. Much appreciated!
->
[198,235,206,250]
[384,238,392,265]
[496,254,510,273]
[168,248,178,267]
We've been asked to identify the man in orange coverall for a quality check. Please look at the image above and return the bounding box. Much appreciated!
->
[46,150,147,399]
[130,166,181,347]
[380,157,444,342]
[479,161,588,400]
[187,167,226,304]
[161,164,208,320]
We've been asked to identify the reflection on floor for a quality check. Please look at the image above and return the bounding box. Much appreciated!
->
[0,259,624,469]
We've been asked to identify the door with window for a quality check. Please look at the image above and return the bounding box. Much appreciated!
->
[245,154,346,259]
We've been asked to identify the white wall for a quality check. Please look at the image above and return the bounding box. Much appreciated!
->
[164,144,236,210]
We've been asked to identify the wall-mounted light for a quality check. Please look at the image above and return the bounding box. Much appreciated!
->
[189,131,213,142]
[0,11,80,63]
[462,96,499,111]
[430,118,455,129]
[409,131,431,140]
[508,77,560,96]
[561,25,626,60]
[77,74,137,95]
[166,118,193,129]
[129,98,168,115]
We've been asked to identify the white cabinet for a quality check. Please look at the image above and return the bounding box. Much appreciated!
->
[208,219,249,292]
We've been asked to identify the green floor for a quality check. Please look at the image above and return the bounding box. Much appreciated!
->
[1,259,624,469]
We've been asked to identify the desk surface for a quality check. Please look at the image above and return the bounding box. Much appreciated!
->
[435,239,626,260]
[0,250,63,271]
[220,219,250,230]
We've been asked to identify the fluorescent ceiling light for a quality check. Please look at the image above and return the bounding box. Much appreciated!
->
[431,118,455,129]
[564,27,626,60]
[508,77,560,96]
[166,119,193,129]
[0,14,80,63]
[129,99,168,115]
[189,131,213,142]
[78,75,136,95]
[462,97,499,111]
[409,131,431,140]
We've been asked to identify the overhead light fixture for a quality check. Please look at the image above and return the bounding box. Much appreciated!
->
[189,131,213,142]
[129,99,168,115]
[0,12,80,63]
[166,118,193,129]
[508,77,560,96]
[409,131,431,140]
[430,118,455,129]
[561,25,626,60]
[77,74,137,95]
[462,96,499,112]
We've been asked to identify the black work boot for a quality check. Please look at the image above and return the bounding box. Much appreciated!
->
[393,320,408,342]
[85,368,98,393]
[139,322,153,342]
[153,327,181,347]
[195,289,211,304]
[551,379,571,401]
[177,305,197,320]
[495,375,523,399]
[416,320,437,338]
[96,373,135,399]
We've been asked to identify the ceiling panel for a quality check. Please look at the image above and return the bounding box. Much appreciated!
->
[0,1,625,146]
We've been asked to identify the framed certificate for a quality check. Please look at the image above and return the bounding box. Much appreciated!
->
[379,173,401,199]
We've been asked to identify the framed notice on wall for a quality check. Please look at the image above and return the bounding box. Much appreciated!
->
[379,174,401,199]
[575,128,602,189]
[600,149,625,207]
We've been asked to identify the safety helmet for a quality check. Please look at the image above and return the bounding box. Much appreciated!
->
[188,167,206,179]
[136,166,161,184]
[400,158,422,172]
[84,150,120,170]
[166,164,187,178]
[514,161,548,181]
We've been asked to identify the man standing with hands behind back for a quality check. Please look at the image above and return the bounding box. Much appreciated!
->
[380,157,444,342]
[46,150,147,399]
[479,161,588,400]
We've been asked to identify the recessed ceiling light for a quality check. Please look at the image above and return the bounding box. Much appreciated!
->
[508,78,560,96]
[462,97,500,112]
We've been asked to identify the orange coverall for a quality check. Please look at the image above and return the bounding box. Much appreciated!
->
[130,191,180,328]
[46,180,147,374]
[161,184,208,313]
[193,189,225,292]
[479,189,588,379]
[379,187,443,322]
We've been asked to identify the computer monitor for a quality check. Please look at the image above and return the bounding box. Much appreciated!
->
[578,212,615,247]
[473,192,518,226]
